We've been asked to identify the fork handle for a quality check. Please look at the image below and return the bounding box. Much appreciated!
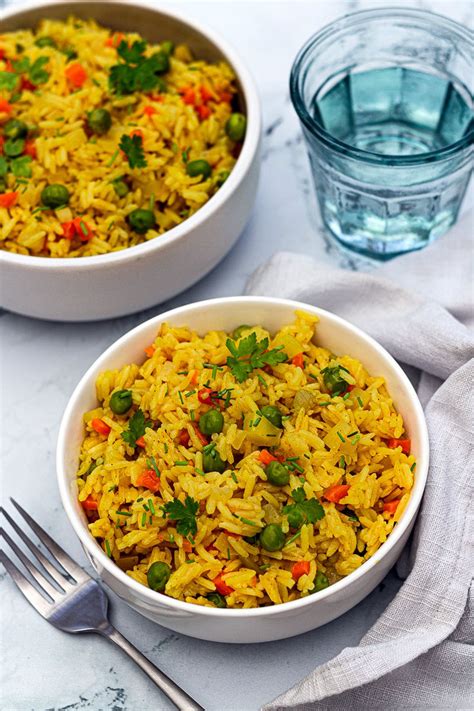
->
[100,625,205,711]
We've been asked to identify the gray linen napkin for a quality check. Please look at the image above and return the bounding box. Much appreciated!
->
[245,212,474,710]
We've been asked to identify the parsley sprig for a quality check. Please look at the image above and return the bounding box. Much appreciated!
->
[119,134,147,169]
[283,487,325,529]
[161,496,199,539]
[109,40,169,96]
[225,333,287,383]
[121,409,151,449]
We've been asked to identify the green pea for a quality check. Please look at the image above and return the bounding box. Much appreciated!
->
[161,40,175,56]
[86,108,112,135]
[310,571,329,594]
[186,159,212,180]
[127,208,156,234]
[259,524,285,552]
[4,119,28,140]
[261,405,283,429]
[147,561,171,592]
[4,138,25,158]
[109,389,133,415]
[215,169,230,187]
[286,507,304,529]
[203,448,226,473]
[206,592,227,608]
[322,365,349,396]
[232,325,251,340]
[199,409,224,435]
[41,183,70,208]
[35,36,57,48]
[265,461,289,487]
[111,178,129,198]
[225,113,246,142]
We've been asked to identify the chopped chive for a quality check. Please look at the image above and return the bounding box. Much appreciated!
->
[190,410,195,421]
[410,462,416,472]
[169,534,175,543]
[147,456,160,478]
[195,468,205,476]
[141,512,147,526]
[337,431,346,443]
[339,455,346,469]
[343,392,351,400]
[293,462,304,473]
[174,461,188,467]
[148,499,155,515]
[164,443,168,454]
[357,396,364,407]
[347,431,358,438]
[149,515,153,525]
[248,419,254,428]
[105,540,111,557]
[178,391,184,404]
[107,148,119,167]
[108,485,117,492]
[203,363,223,371]
[351,435,361,445]
[186,559,195,564]
[79,220,88,237]
[284,530,302,547]
[257,374,268,388]
[299,476,305,483]
[178,370,188,375]
[227,546,231,560]
[239,516,261,527]
[286,457,300,462]
[253,417,262,427]
[116,510,132,517]
[136,497,143,502]
[202,442,216,454]
[318,401,332,407]
[308,373,318,380]
[304,453,310,459]
[185,390,196,397]
[230,472,238,484]
[212,365,218,380]
[259,563,270,571]
[143,504,149,512]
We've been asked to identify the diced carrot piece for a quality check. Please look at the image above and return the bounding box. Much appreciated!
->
[81,496,98,511]
[181,87,196,105]
[383,499,400,515]
[258,449,278,466]
[72,217,94,242]
[196,104,211,120]
[324,484,350,503]
[291,560,310,581]
[143,105,157,116]
[0,99,13,114]
[197,387,213,404]
[178,429,191,447]
[130,128,143,140]
[182,539,193,553]
[0,191,18,208]
[136,436,146,448]
[91,418,111,436]
[61,221,76,239]
[136,469,160,492]
[144,345,155,358]
[219,91,232,103]
[65,62,87,88]
[213,574,234,596]
[292,353,304,368]
[387,438,411,455]
[24,139,37,158]
[105,32,125,48]
[190,369,200,385]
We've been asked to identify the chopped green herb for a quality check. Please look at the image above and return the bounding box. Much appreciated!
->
[239,516,261,528]
[190,410,195,421]
[105,539,112,557]
[147,456,160,478]
[410,462,416,472]
[161,496,199,538]
[186,559,195,564]
[230,472,238,484]
[109,40,169,96]
[174,461,188,467]
[185,390,196,398]
[339,455,346,469]
[119,133,147,169]
[284,530,302,547]
[343,392,351,400]
[225,333,287,383]
[178,390,184,404]
[357,396,364,407]
[257,374,268,388]
[347,431,358,438]
[283,487,325,529]
[116,510,132,517]
[337,431,346,443]
[121,408,152,449]
[318,401,332,407]
[148,499,155,515]
[227,546,231,560]
[259,563,271,572]
[107,149,119,167]
[141,512,147,526]
[195,468,205,476]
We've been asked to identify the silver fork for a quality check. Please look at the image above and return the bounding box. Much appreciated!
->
[0,499,204,711]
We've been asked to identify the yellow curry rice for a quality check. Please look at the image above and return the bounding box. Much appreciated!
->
[76,311,415,609]
[0,17,241,257]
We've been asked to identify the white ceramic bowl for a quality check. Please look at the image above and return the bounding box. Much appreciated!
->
[57,296,429,643]
[0,1,261,322]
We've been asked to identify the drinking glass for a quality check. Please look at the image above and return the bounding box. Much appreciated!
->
[290,8,473,259]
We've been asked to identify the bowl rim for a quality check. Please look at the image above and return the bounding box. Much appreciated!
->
[0,0,261,271]
[57,295,430,618]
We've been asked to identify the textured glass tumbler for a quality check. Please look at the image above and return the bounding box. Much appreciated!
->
[290,8,473,259]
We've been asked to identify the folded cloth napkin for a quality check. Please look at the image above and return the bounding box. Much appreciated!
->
[245,212,474,710]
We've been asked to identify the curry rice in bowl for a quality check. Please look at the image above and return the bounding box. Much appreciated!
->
[57,297,429,643]
[0,1,261,320]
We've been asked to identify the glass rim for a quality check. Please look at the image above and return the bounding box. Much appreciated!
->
[289,6,474,166]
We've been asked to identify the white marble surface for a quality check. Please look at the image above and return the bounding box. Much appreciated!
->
[1,1,472,710]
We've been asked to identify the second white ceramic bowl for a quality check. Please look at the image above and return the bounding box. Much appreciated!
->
[0,1,261,321]
[57,297,429,643]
